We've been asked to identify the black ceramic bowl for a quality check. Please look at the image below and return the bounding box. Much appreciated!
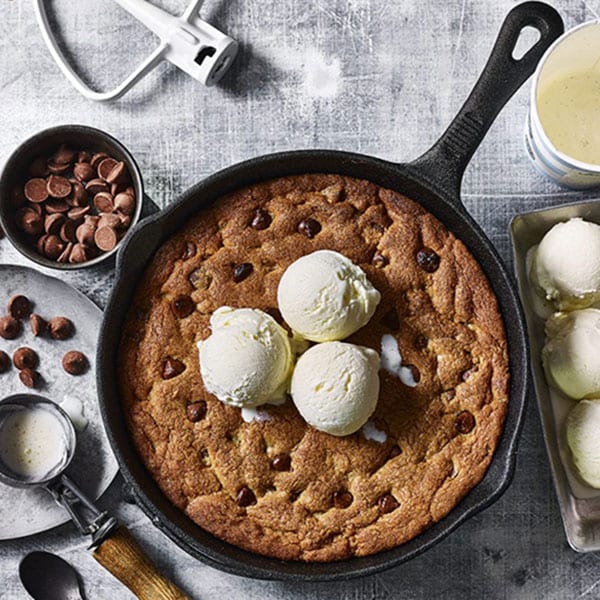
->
[0,125,144,270]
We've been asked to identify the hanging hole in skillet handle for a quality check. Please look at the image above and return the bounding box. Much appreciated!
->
[512,26,542,60]
[407,2,564,202]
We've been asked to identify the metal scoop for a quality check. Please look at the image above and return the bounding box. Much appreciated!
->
[0,395,189,600]
[33,0,238,102]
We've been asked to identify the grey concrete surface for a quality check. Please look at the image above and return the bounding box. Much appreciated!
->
[1,0,600,598]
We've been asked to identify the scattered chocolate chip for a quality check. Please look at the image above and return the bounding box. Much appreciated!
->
[416,248,440,273]
[8,295,32,319]
[333,490,353,509]
[297,218,321,239]
[170,295,195,319]
[114,192,135,215]
[68,181,88,207]
[381,308,400,331]
[186,401,207,422]
[0,316,21,339]
[24,178,49,203]
[47,159,70,175]
[46,175,72,199]
[90,152,109,168]
[182,242,196,260]
[43,235,65,260]
[57,242,74,264]
[48,316,74,340]
[77,151,91,163]
[67,206,90,223]
[387,445,402,460]
[62,350,88,375]
[233,263,253,283]
[60,220,77,243]
[250,208,272,230]
[76,222,97,246]
[378,493,399,514]
[94,226,118,252]
[13,347,38,370]
[455,410,475,434]
[0,350,10,373]
[19,368,40,388]
[93,192,114,213]
[97,157,119,180]
[44,213,65,235]
[45,199,70,214]
[162,357,185,379]
[85,178,109,196]
[73,161,96,182]
[106,161,126,184]
[17,208,43,236]
[69,244,90,264]
[235,486,256,507]
[372,252,388,268]
[270,454,291,472]
[53,144,75,165]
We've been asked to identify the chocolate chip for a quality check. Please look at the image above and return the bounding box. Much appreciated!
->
[13,347,38,370]
[443,389,456,401]
[24,178,49,203]
[36,234,49,255]
[270,454,291,472]
[8,295,32,319]
[93,192,114,213]
[85,178,109,196]
[53,144,75,165]
[77,151,91,163]
[90,152,109,168]
[372,252,388,268]
[19,368,40,388]
[43,235,65,260]
[69,244,90,264]
[45,199,70,214]
[235,486,256,507]
[455,410,475,434]
[381,308,400,331]
[333,490,353,509]
[44,213,65,235]
[0,316,21,339]
[94,226,118,251]
[462,368,477,382]
[62,351,88,375]
[415,334,428,350]
[171,295,195,319]
[68,181,88,206]
[97,213,121,229]
[67,206,90,223]
[114,192,135,215]
[416,248,440,273]
[60,220,77,243]
[72,161,96,182]
[182,242,196,260]
[57,242,73,264]
[97,157,119,180]
[16,209,43,236]
[250,208,272,230]
[46,175,72,199]
[106,161,126,184]
[0,351,10,373]
[163,357,185,379]
[297,218,321,238]
[233,262,253,283]
[387,445,402,460]
[48,317,74,340]
[186,401,207,422]
[76,223,97,246]
[47,159,70,175]
[378,493,399,514]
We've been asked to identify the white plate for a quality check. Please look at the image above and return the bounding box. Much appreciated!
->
[0,264,117,540]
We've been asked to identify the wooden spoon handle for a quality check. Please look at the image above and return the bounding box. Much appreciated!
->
[93,526,190,600]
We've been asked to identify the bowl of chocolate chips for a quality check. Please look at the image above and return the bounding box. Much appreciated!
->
[0,125,143,269]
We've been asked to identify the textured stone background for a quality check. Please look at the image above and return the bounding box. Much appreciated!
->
[2,0,600,598]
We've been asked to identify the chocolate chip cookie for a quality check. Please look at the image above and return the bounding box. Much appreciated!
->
[119,174,509,562]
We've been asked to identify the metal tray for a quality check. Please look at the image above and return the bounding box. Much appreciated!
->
[511,200,600,552]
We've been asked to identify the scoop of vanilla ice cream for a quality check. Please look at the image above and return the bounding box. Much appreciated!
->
[290,341,380,436]
[530,218,600,310]
[566,399,600,488]
[198,307,294,408]
[277,250,381,342]
[543,308,600,399]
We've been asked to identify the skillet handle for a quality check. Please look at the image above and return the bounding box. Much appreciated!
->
[408,1,563,201]
[93,526,190,600]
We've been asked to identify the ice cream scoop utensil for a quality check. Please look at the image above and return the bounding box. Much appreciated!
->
[33,0,238,102]
[0,395,189,600]
[19,551,84,600]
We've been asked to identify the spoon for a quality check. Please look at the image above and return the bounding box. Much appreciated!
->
[19,551,84,600]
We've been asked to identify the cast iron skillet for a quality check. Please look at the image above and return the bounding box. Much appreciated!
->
[98,2,563,581]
